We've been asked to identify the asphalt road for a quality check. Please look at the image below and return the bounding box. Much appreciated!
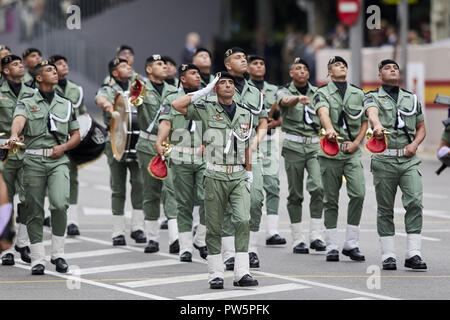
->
[1,144,449,302]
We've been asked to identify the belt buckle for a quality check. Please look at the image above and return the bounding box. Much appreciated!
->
[44,149,52,157]
[226,165,233,174]
[305,137,311,144]
[398,149,405,157]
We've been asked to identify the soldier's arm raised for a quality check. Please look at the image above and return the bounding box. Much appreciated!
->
[95,95,114,113]
[171,95,193,116]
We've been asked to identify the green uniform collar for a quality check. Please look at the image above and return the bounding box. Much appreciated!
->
[377,86,415,112]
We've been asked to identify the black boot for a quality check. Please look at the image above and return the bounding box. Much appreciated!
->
[31,264,45,275]
[112,235,126,246]
[43,217,51,227]
[180,252,192,262]
[233,274,258,287]
[160,220,168,230]
[249,252,260,268]
[405,255,427,270]
[14,245,31,263]
[293,242,309,254]
[144,240,159,253]
[130,230,147,244]
[209,277,224,289]
[382,257,397,270]
[51,258,69,273]
[169,239,180,254]
[224,257,235,271]
[67,224,80,236]
[326,249,339,262]
[342,247,365,261]
[194,244,208,259]
[1,253,15,266]
[266,234,287,245]
[310,239,326,251]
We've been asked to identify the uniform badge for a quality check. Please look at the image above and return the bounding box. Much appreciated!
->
[214,114,223,121]
[380,99,387,104]
[0,95,7,100]
[160,105,170,115]
[240,123,249,131]
[147,92,152,98]
[32,106,40,112]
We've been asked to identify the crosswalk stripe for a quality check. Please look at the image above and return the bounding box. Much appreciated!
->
[45,248,128,261]
[43,239,81,246]
[73,259,182,275]
[82,207,132,218]
[177,283,310,300]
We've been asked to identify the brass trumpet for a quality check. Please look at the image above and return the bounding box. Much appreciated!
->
[366,128,391,140]
[160,141,173,161]
[319,128,344,142]
[128,78,146,107]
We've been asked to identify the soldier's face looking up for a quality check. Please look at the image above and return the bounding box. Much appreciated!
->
[214,78,235,99]
[290,63,309,85]
[165,61,177,79]
[180,69,201,89]
[193,52,211,69]
[247,60,266,78]
[328,61,347,80]
[379,64,400,84]
[55,59,69,78]
[225,53,247,75]
[24,52,42,69]
[118,49,134,67]
[112,62,132,81]
[147,60,168,81]
[3,60,25,79]
[37,66,58,85]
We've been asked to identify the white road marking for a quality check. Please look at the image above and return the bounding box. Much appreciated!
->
[252,271,400,300]
[45,248,128,260]
[343,297,374,300]
[12,262,170,300]
[43,239,81,246]
[82,207,131,218]
[177,283,309,300]
[118,273,211,288]
[74,259,182,275]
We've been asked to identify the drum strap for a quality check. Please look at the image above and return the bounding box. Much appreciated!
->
[146,104,163,133]
[73,86,83,109]
[49,101,72,132]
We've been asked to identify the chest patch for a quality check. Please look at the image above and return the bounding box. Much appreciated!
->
[214,114,223,121]
[0,95,8,100]
[31,106,40,112]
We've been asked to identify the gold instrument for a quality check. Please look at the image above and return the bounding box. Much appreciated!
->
[319,128,344,142]
[128,78,146,107]
[159,141,173,161]
[365,128,391,140]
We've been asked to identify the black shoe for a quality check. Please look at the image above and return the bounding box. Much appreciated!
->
[326,249,339,262]
[112,235,126,246]
[51,258,69,273]
[293,242,309,254]
[224,257,234,271]
[130,230,147,244]
[194,244,208,259]
[67,224,80,236]
[1,253,15,266]
[209,277,224,289]
[169,239,180,254]
[405,255,427,270]
[180,252,192,262]
[310,239,326,251]
[382,257,397,270]
[14,245,31,263]
[266,234,287,245]
[144,240,159,253]
[31,264,45,275]
[249,252,260,268]
[160,220,168,230]
[43,217,51,227]
[233,274,258,287]
[342,247,365,261]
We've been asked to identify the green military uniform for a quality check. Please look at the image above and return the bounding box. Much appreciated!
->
[277,81,325,249]
[136,80,179,249]
[221,78,267,264]
[55,79,87,229]
[200,73,214,89]
[23,71,34,87]
[364,86,425,262]
[185,96,253,283]
[14,90,79,268]
[96,80,144,240]
[165,78,180,88]
[442,118,450,144]
[103,70,145,86]
[312,81,366,254]
[159,88,207,258]
[0,77,34,261]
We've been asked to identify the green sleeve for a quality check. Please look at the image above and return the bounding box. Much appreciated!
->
[13,102,28,119]
[185,102,207,122]
[312,91,330,112]
[416,102,424,124]
[95,86,114,104]
[276,88,290,107]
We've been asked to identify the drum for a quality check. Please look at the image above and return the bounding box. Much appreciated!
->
[67,114,106,167]
[110,93,139,162]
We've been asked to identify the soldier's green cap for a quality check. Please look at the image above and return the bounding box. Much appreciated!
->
[48,55,67,64]
[291,57,310,71]
[146,54,166,65]
[162,56,176,66]
[108,58,128,75]
[194,47,212,58]
[224,47,246,59]
[1,55,21,69]
[178,63,199,75]
[247,54,265,63]
[327,56,348,68]
[116,45,134,55]
[215,71,235,83]
[378,59,399,71]
[22,48,42,59]
[34,60,57,73]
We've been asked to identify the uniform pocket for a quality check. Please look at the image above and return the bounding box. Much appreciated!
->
[27,112,46,136]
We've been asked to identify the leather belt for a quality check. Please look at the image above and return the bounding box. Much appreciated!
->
[206,162,244,174]
[25,149,53,157]
[285,134,319,144]
[382,148,407,157]
[139,130,158,141]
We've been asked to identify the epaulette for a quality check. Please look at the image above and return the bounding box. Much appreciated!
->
[24,80,35,89]
[21,92,35,99]
[237,102,252,113]
[400,88,413,95]
[350,83,363,91]
[366,88,379,94]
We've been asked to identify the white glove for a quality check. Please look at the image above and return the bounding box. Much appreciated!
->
[189,75,220,102]
[246,170,253,190]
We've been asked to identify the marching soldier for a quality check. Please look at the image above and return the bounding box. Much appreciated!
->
[364,59,427,270]
[95,58,146,246]
[0,55,34,266]
[172,71,258,289]
[221,47,268,270]
[276,57,326,253]
[22,48,42,87]
[312,56,367,262]
[9,60,81,275]
[192,48,214,88]
[136,54,179,254]
[104,45,146,85]
[156,63,208,262]
[163,56,179,87]
[49,55,88,236]
[247,54,286,246]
